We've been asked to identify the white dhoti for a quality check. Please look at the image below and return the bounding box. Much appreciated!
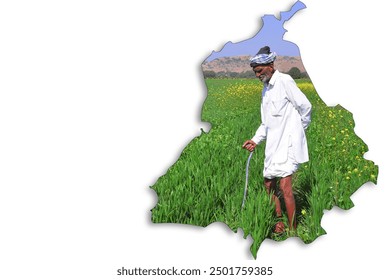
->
[263,144,299,179]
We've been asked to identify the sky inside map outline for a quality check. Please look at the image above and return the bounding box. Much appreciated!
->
[205,0,306,62]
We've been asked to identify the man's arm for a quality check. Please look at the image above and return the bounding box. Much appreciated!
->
[284,77,312,129]
[242,139,257,152]
[251,122,266,144]
[242,104,267,151]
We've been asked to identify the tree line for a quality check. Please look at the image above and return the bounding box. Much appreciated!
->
[203,67,309,79]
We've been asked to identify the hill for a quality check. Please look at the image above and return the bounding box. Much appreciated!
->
[202,55,306,76]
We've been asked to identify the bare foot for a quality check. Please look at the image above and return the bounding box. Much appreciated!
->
[274,221,285,233]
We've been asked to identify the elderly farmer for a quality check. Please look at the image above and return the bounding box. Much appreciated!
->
[242,46,312,233]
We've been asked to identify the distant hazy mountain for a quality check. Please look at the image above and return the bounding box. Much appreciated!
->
[202,55,306,75]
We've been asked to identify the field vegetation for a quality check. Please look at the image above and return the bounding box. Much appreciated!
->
[151,78,378,258]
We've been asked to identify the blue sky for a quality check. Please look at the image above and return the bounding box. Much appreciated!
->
[205,1,306,62]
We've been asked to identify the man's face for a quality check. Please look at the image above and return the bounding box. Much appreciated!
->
[253,64,274,83]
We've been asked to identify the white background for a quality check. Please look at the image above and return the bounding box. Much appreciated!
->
[0,0,389,279]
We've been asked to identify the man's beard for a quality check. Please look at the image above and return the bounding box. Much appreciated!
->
[260,75,270,83]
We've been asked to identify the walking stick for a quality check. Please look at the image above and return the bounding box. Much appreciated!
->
[241,151,254,209]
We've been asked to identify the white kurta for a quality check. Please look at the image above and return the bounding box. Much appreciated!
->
[251,70,312,176]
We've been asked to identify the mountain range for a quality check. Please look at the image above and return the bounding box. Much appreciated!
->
[201,55,306,74]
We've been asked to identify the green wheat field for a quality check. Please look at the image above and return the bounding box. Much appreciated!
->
[150,78,378,258]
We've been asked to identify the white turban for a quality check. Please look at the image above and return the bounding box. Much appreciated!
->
[250,52,277,65]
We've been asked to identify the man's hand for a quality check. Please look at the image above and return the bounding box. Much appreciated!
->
[242,140,257,152]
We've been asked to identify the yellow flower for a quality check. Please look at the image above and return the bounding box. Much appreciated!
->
[301,209,306,215]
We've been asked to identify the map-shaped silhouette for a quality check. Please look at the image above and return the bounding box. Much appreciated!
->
[150,1,378,258]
